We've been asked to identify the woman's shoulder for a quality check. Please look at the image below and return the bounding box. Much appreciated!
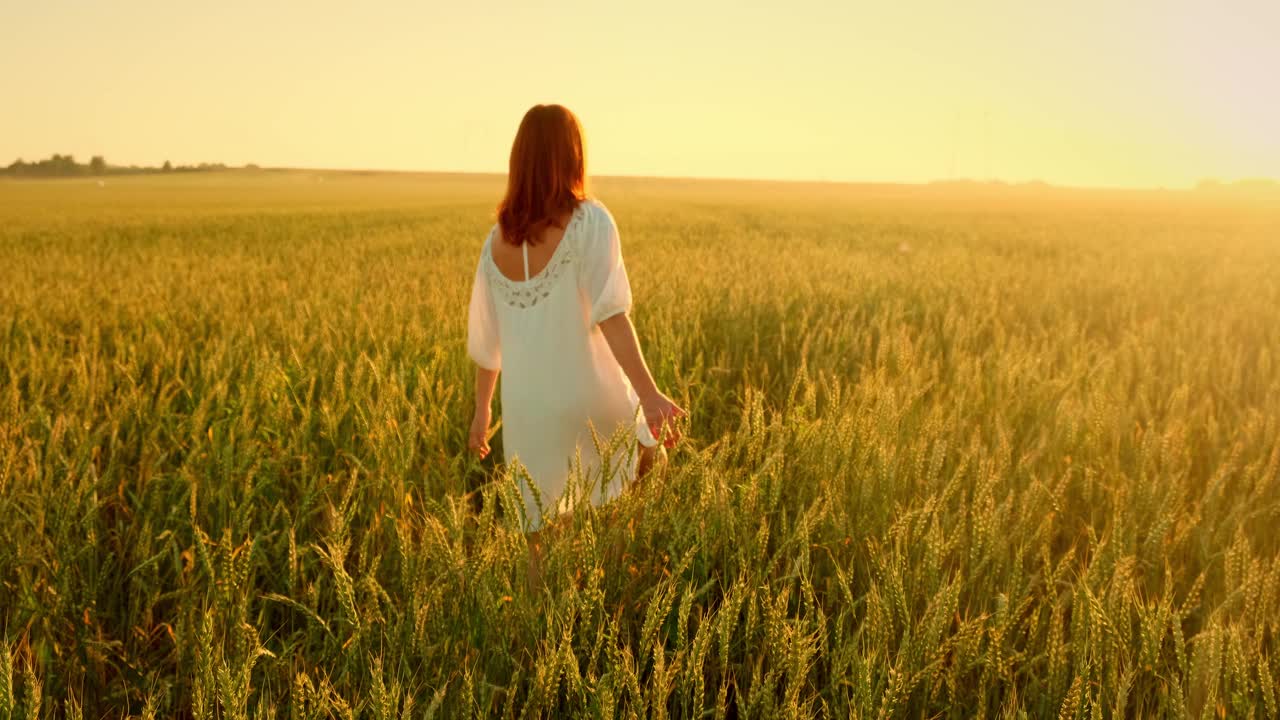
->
[475,224,500,271]
[577,197,617,236]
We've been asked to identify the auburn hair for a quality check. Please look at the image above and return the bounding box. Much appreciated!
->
[497,104,587,246]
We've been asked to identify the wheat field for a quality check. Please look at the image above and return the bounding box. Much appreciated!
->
[1,171,1278,718]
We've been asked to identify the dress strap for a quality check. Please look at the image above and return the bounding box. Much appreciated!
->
[522,242,530,281]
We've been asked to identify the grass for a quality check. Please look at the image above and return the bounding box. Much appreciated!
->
[1,170,1278,718]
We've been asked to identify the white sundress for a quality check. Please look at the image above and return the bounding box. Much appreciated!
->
[467,198,658,529]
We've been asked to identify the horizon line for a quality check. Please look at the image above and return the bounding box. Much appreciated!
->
[151,164,1280,195]
[5,154,1279,194]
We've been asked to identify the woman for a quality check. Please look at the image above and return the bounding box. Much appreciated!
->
[466,104,685,530]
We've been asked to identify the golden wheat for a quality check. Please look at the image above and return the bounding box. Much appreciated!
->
[0,171,1277,717]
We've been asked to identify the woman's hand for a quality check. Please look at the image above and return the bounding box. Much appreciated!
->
[599,315,686,448]
[469,406,492,458]
[640,391,687,448]
[470,367,499,459]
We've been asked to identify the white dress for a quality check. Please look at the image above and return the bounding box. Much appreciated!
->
[467,199,657,529]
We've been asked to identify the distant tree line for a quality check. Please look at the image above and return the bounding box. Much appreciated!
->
[1,154,255,177]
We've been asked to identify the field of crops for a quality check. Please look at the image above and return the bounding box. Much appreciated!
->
[1,170,1278,718]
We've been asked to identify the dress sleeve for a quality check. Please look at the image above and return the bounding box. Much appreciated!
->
[579,202,633,326]
[467,239,502,371]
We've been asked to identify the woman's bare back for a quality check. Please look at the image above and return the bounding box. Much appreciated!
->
[488,211,573,281]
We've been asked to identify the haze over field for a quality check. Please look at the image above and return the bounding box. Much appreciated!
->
[2,172,1278,715]
[4,0,1279,188]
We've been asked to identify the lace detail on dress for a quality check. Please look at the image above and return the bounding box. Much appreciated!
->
[484,202,586,309]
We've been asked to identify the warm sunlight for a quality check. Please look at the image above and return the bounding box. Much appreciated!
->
[5,0,1278,188]
[5,2,1280,716]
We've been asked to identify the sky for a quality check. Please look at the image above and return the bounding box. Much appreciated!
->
[3,0,1278,189]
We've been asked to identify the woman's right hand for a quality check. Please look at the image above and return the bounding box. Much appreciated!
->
[640,391,687,448]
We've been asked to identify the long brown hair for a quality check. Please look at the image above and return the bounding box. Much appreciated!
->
[497,104,587,246]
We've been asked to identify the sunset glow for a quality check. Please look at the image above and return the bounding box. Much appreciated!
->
[4,0,1278,188]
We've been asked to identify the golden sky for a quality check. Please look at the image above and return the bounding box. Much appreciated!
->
[3,0,1278,188]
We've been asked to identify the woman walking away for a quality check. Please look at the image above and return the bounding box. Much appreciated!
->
[466,104,685,531]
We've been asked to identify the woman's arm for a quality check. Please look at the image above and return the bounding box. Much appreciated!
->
[469,366,499,457]
[598,313,685,446]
